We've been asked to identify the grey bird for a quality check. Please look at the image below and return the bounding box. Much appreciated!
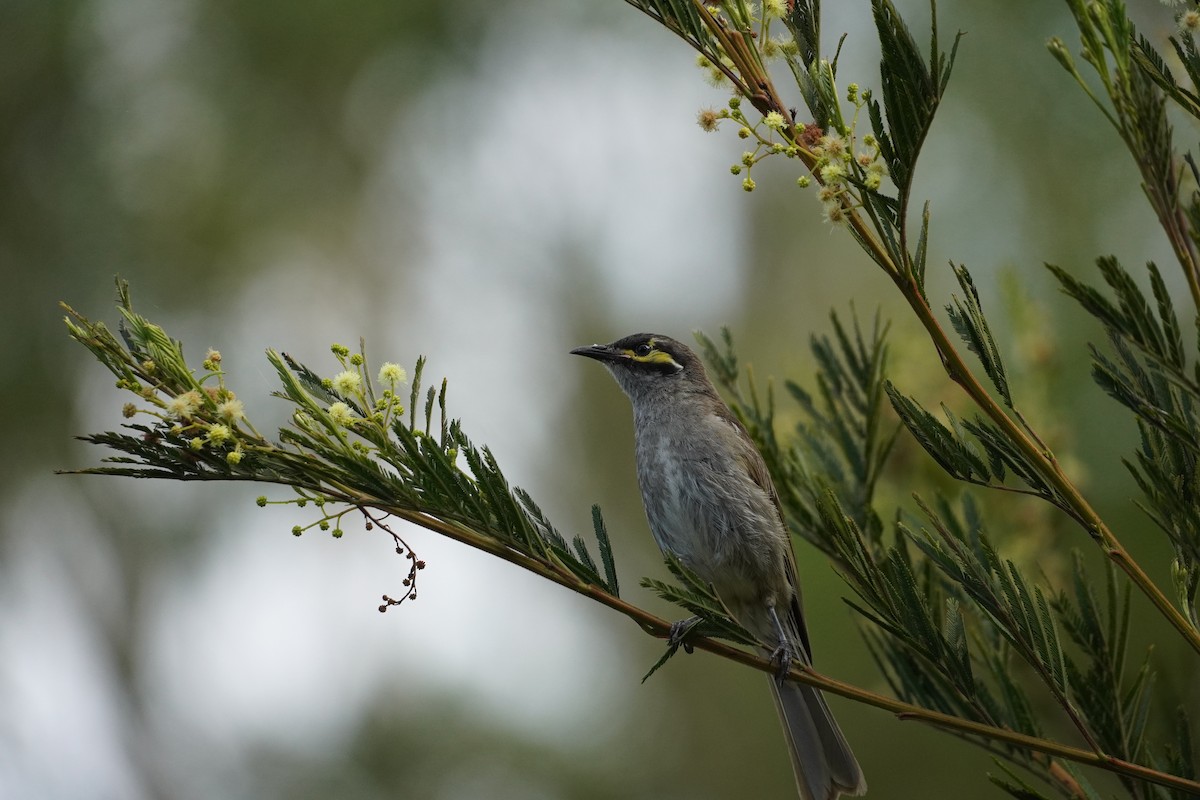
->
[572,333,866,800]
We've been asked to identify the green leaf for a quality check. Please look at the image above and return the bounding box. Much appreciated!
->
[913,202,931,295]
[640,639,686,684]
[1165,708,1197,797]
[622,0,723,68]
[593,504,621,597]
[960,417,1063,503]
[868,0,962,198]
[885,382,992,483]
[986,765,1055,800]
[1047,257,1200,572]
[783,0,819,67]
[1052,556,1160,768]
[946,263,1011,406]
[1134,33,1200,121]
[641,553,757,648]
[408,355,426,430]
[781,1,834,130]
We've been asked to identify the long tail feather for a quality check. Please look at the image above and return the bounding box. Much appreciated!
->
[768,678,867,800]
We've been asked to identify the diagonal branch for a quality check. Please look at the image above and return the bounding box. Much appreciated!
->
[338,492,1200,796]
[894,276,1200,656]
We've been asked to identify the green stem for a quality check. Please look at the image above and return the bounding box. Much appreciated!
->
[803,186,1200,655]
[896,276,1200,656]
[1149,179,1200,313]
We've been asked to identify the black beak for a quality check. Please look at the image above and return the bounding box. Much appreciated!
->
[570,343,626,364]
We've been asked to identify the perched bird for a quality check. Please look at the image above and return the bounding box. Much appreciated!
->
[572,333,865,800]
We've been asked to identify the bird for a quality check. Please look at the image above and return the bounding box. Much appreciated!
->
[571,332,866,800]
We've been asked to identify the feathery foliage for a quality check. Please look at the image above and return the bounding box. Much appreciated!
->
[1049,257,1200,633]
[867,0,960,202]
[62,280,621,605]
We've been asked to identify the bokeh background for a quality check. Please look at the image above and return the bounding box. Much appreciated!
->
[3,0,1195,798]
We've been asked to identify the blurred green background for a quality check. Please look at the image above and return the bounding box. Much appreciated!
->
[3,0,1194,797]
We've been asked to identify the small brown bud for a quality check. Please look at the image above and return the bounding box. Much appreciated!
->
[799,122,823,148]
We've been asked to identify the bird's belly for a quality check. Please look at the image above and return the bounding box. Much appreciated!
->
[638,449,767,600]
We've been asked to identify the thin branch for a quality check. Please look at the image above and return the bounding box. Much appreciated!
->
[349,495,1200,796]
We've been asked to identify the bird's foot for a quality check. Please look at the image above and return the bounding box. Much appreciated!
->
[667,616,702,654]
[769,640,799,685]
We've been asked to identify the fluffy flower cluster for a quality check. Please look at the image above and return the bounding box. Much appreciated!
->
[166,391,202,419]
[332,370,362,397]
[328,401,357,427]
[808,132,888,223]
[695,53,736,87]
[378,362,407,385]
[216,397,245,423]
[812,135,853,223]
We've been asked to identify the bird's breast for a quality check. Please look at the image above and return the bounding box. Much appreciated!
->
[632,416,781,593]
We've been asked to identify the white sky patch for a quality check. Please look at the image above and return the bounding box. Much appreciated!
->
[401,11,745,324]
[140,499,632,751]
[0,480,149,800]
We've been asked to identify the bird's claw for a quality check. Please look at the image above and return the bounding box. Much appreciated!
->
[668,616,702,654]
[769,640,798,685]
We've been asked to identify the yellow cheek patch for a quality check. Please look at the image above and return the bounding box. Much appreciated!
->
[624,348,683,371]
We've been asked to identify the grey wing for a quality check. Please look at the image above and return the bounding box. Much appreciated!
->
[727,414,815,662]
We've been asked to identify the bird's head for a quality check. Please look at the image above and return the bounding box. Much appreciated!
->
[570,333,712,407]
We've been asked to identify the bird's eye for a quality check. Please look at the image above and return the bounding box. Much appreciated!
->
[633,343,653,357]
